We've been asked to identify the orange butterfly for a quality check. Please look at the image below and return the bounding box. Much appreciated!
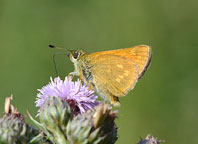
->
[51,45,152,106]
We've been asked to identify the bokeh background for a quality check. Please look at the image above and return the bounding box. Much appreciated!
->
[0,0,198,143]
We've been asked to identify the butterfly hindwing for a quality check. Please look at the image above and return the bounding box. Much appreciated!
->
[90,54,139,97]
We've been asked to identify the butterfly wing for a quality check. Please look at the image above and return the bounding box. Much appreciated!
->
[89,45,151,79]
[89,54,139,97]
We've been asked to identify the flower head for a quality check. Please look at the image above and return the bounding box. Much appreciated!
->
[36,77,99,116]
[138,135,164,144]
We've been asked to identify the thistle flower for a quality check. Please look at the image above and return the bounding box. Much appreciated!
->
[0,96,39,144]
[36,76,99,116]
[30,96,118,144]
[138,134,164,144]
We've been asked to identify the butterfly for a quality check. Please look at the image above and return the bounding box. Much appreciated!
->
[50,45,152,106]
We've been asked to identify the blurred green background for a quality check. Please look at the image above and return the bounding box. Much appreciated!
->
[0,0,198,143]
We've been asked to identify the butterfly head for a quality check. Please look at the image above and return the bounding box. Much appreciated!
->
[69,49,86,64]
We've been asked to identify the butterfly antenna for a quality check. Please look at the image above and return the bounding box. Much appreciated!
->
[49,44,66,50]
[49,45,73,52]
[53,53,58,76]
[52,53,68,76]
[49,45,71,76]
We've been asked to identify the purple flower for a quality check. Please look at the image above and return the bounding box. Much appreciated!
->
[36,77,99,116]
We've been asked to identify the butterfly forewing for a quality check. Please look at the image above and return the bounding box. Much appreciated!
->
[89,45,151,79]
[90,54,139,97]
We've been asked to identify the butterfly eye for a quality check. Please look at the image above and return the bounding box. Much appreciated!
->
[73,52,79,59]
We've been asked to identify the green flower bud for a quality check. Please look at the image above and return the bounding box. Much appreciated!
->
[66,103,118,144]
[39,96,73,144]
[0,96,39,144]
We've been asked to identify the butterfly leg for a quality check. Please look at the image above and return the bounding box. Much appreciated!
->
[73,80,81,95]
[75,81,93,95]
[68,64,80,79]
[110,96,120,107]
[69,66,84,94]
[68,71,82,94]
[72,67,84,95]
[68,71,79,79]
